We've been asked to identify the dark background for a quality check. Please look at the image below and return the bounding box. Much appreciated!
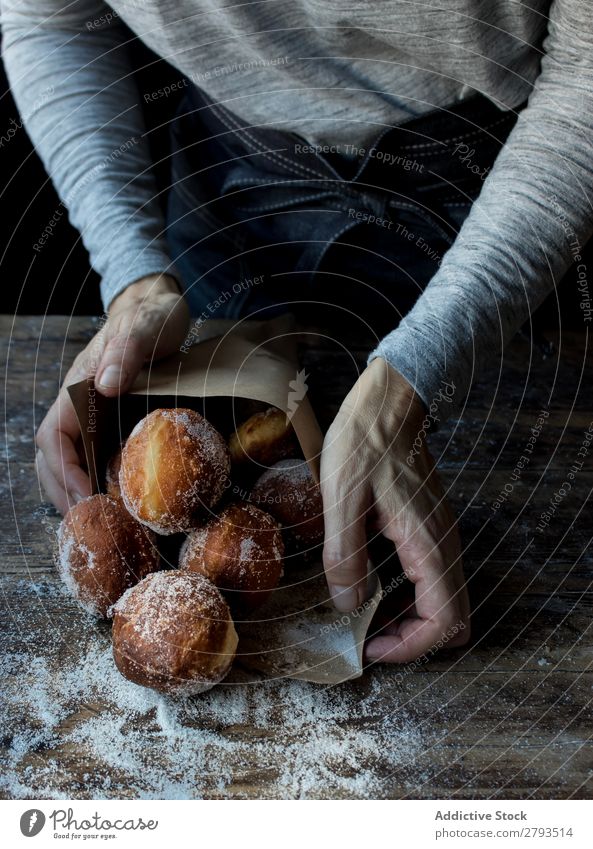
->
[0,34,589,326]
[0,36,182,316]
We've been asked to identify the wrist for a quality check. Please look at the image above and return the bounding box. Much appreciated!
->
[363,357,426,429]
[109,273,182,315]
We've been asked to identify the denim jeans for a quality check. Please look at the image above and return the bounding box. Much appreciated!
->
[166,85,522,330]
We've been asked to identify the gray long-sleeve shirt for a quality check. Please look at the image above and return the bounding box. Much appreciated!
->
[1,1,592,423]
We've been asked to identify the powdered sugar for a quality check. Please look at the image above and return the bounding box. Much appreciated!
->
[1,579,429,800]
[160,408,229,477]
[264,457,313,484]
[120,408,230,535]
[117,497,177,536]
[251,459,323,551]
[56,524,100,617]
[239,537,256,563]
[112,571,227,641]
[56,496,159,618]
[178,526,207,567]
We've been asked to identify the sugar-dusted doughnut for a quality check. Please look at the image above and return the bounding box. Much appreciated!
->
[179,502,284,613]
[56,494,160,617]
[251,459,324,551]
[229,407,299,468]
[119,408,230,535]
[112,570,238,694]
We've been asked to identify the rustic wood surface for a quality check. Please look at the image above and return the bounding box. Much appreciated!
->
[1,314,592,800]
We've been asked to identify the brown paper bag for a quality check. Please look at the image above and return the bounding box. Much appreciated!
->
[68,314,381,684]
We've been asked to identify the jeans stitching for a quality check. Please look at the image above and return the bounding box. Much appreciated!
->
[209,102,329,181]
[352,125,397,182]
[236,194,345,214]
[224,176,343,191]
[397,115,513,152]
[222,176,361,209]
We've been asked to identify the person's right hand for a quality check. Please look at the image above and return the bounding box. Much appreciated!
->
[36,273,189,515]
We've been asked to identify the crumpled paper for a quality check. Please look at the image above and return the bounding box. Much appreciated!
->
[68,314,380,683]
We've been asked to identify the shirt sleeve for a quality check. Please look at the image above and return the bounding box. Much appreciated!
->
[369,0,593,426]
[0,0,175,309]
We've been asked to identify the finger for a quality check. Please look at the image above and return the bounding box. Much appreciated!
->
[321,470,371,613]
[35,449,76,516]
[365,609,469,663]
[388,514,468,624]
[368,599,469,645]
[36,399,92,510]
[36,363,94,510]
[95,332,148,396]
[364,614,469,664]
[365,530,467,662]
[365,601,470,662]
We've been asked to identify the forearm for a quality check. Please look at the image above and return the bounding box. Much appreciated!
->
[1,0,173,308]
[370,0,593,425]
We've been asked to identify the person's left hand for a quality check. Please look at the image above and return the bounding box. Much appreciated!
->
[319,357,470,663]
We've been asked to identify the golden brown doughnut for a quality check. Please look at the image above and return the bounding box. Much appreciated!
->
[251,459,324,551]
[179,502,284,613]
[112,570,238,694]
[229,407,299,468]
[56,494,160,618]
[119,408,230,535]
[105,447,123,498]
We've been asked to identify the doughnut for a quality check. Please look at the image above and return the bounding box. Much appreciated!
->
[119,408,230,535]
[112,570,238,694]
[251,459,324,552]
[105,446,122,498]
[56,494,160,618]
[229,407,299,468]
[179,502,284,613]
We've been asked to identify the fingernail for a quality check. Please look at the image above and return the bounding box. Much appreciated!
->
[98,365,126,390]
[70,489,87,504]
[364,645,384,664]
[329,584,359,613]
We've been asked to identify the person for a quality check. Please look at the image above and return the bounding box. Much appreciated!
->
[3,1,591,665]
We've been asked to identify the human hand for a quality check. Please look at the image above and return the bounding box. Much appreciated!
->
[36,274,189,514]
[320,357,470,663]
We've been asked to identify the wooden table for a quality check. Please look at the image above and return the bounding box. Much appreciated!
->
[1,315,592,800]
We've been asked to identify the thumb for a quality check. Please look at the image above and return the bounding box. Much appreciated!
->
[95,331,149,396]
[321,475,371,613]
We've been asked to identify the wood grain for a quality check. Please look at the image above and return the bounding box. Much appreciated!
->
[1,315,591,799]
